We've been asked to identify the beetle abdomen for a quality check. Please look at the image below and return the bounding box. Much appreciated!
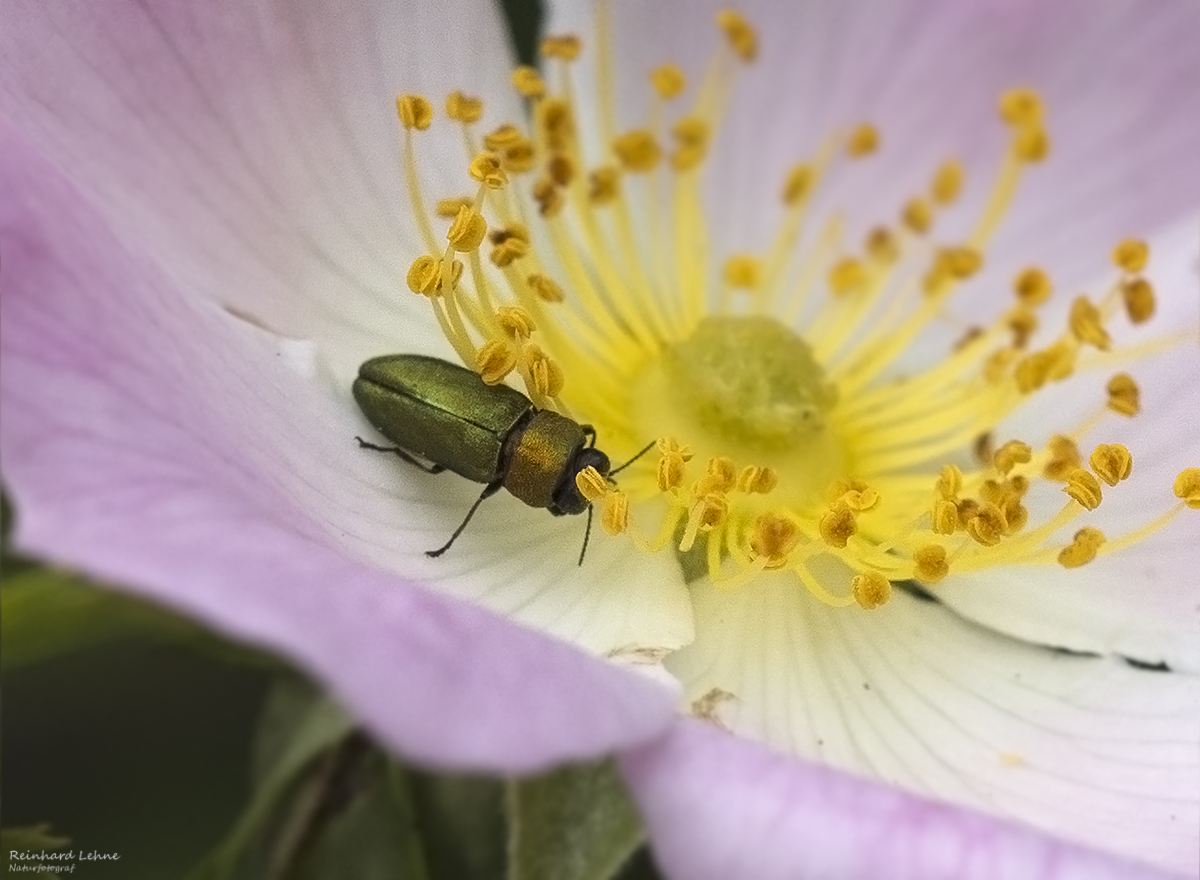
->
[354,354,532,483]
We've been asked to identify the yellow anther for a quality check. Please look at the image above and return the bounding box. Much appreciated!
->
[999,88,1045,127]
[658,452,688,492]
[782,164,814,206]
[589,166,621,204]
[1013,126,1050,163]
[1013,267,1053,306]
[468,152,508,189]
[852,570,891,610]
[601,491,630,535]
[716,9,757,61]
[1058,527,1106,568]
[942,245,984,279]
[650,64,686,99]
[966,503,1007,546]
[1044,435,1083,482]
[484,123,526,151]
[1112,238,1149,273]
[540,34,582,61]
[1174,468,1200,509]
[496,306,536,340]
[704,457,738,493]
[1002,497,1029,535]
[931,160,964,204]
[490,237,529,267]
[1120,278,1156,325]
[527,273,565,303]
[914,544,950,584]
[750,512,801,568]
[828,257,869,296]
[819,503,857,549]
[575,465,610,503]
[405,255,461,297]
[476,339,517,384]
[993,440,1032,475]
[1008,307,1038,349]
[539,99,574,150]
[490,224,530,246]
[511,65,546,98]
[1090,443,1132,487]
[846,124,880,158]
[447,206,488,252]
[902,198,933,235]
[865,227,900,265]
[435,196,474,218]
[396,94,433,130]
[1015,343,1074,393]
[723,255,761,289]
[936,464,963,500]
[500,139,537,174]
[956,498,981,529]
[828,479,879,512]
[548,153,575,187]
[931,499,959,535]
[1106,373,1140,417]
[1063,468,1103,510]
[525,344,565,397]
[445,91,483,124]
[657,437,694,460]
[1068,296,1111,350]
[673,116,709,149]
[532,178,563,218]
[737,465,778,494]
[693,493,729,532]
[613,130,661,172]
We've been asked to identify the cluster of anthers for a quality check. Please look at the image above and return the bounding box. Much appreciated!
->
[393,9,1198,609]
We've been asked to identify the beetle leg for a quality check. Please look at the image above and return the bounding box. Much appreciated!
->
[581,424,597,448]
[426,479,504,558]
[578,504,594,566]
[355,436,446,474]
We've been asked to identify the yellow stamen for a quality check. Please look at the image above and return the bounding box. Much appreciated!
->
[541,34,582,62]
[1064,468,1103,510]
[1106,373,1140,416]
[1090,443,1132,487]
[512,65,547,98]
[1058,527,1105,568]
[1112,238,1149,273]
[650,64,687,100]
[914,544,950,583]
[1173,469,1200,508]
[716,9,757,61]
[1121,278,1156,324]
[445,91,483,124]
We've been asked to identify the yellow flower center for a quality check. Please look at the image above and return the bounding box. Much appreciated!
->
[390,10,1196,609]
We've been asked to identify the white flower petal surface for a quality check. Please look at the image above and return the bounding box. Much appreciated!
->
[664,572,1199,873]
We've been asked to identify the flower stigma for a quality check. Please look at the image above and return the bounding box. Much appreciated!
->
[390,10,1197,611]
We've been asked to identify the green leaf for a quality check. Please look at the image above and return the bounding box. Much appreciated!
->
[408,771,506,880]
[1,825,71,878]
[186,678,356,880]
[507,759,645,880]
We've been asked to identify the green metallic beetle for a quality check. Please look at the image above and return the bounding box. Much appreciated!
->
[353,354,650,564]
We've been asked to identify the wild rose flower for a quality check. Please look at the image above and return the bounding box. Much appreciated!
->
[2,0,1198,877]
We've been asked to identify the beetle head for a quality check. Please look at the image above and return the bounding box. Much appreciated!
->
[552,447,611,515]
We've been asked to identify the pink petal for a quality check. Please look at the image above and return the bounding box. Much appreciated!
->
[0,0,525,380]
[623,719,1183,880]
[0,126,676,772]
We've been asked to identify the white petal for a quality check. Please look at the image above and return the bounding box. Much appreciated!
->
[665,571,1200,873]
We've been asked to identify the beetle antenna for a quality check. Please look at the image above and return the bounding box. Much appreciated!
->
[578,504,593,566]
[610,439,658,477]
[427,479,503,558]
